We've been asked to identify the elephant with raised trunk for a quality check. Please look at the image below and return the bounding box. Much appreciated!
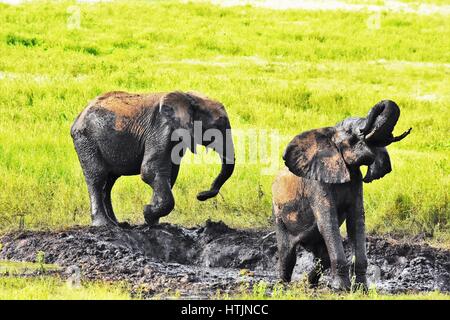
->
[272,100,411,291]
[71,91,235,227]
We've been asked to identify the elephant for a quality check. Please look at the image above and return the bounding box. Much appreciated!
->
[71,91,235,227]
[272,100,411,291]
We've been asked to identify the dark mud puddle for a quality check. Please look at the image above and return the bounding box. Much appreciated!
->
[1,221,449,298]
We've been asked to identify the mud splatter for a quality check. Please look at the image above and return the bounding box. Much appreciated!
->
[0,221,448,298]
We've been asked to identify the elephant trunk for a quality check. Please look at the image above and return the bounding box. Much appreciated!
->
[389,128,412,143]
[362,100,406,146]
[360,100,386,135]
[197,126,235,201]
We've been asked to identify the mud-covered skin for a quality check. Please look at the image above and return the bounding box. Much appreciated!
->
[1,222,448,298]
[273,168,366,290]
[275,100,411,291]
[71,91,235,227]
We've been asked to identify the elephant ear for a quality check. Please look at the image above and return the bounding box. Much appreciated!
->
[363,147,392,183]
[283,128,350,184]
[159,91,195,131]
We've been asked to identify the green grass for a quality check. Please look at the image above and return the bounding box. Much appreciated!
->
[0,260,59,275]
[0,0,448,243]
[224,281,450,300]
[0,260,131,299]
[0,277,132,299]
[2,277,449,300]
[1,261,448,300]
[3,275,449,300]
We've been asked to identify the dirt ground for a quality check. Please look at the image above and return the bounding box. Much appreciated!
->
[1,220,449,298]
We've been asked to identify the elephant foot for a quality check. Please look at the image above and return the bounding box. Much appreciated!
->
[197,189,219,201]
[92,214,117,227]
[353,275,368,293]
[144,216,160,226]
[106,214,119,225]
[118,221,132,229]
[330,274,351,292]
[143,205,161,226]
[279,273,292,284]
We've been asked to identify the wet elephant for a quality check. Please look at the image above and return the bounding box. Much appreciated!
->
[272,100,411,291]
[71,91,235,227]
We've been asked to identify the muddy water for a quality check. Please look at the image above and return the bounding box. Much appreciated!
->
[0,221,449,298]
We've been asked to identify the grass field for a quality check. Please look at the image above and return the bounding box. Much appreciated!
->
[0,277,133,299]
[3,276,449,300]
[228,281,450,300]
[1,261,449,300]
[0,260,132,299]
[0,0,448,244]
[0,261,450,301]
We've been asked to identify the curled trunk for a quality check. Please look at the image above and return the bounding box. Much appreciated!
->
[361,100,400,144]
[361,100,411,146]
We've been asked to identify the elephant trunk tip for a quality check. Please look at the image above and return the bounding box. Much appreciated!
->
[391,127,412,143]
[196,189,220,201]
[372,127,412,147]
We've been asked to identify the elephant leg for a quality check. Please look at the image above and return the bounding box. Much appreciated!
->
[276,221,297,282]
[141,160,175,225]
[346,198,368,291]
[87,179,118,227]
[170,163,180,188]
[73,135,117,227]
[313,206,350,291]
[104,174,118,223]
[308,241,331,287]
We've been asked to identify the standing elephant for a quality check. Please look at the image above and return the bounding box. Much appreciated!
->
[272,100,411,291]
[71,91,235,227]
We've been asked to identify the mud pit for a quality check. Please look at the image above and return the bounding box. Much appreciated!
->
[1,220,449,298]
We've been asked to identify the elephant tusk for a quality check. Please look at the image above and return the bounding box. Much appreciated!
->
[364,130,375,141]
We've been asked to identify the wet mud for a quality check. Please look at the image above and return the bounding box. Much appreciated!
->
[0,220,449,298]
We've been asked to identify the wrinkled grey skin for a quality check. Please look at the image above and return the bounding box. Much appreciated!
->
[273,100,411,291]
[71,91,235,227]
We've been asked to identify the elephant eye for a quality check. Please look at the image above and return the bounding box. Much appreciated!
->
[348,135,358,145]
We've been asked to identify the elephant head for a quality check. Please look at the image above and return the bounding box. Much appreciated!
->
[283,100,411,184]
[159,91,235,201]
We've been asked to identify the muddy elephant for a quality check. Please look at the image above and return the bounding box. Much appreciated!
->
[71,91,235,227]
[272,100,411,290]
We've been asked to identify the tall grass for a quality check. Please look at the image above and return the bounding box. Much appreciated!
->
[0,1,448,241]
